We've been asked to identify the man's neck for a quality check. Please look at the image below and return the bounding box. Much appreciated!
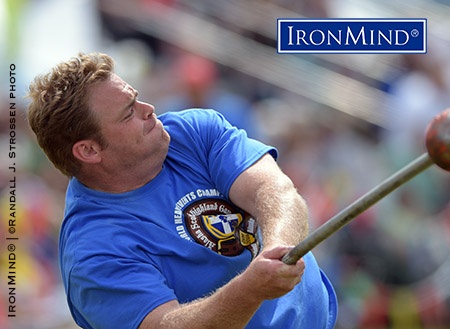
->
[76,165,163,193]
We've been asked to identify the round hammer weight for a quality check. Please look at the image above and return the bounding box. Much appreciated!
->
[282,109,450,265]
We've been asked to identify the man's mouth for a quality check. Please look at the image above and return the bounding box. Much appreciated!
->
[144,114,157,135]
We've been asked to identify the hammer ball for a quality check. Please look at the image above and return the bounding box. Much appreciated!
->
[425,108,450,171]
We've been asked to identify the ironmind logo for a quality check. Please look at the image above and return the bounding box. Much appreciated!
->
[277,18,427,54]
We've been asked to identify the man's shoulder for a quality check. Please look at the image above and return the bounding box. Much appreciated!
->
[159,108,223,125]
[160,109,227,144]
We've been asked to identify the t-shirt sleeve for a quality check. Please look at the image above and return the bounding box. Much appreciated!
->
[67,250,176,329]
[204,110,277,196]
[171,109,278,198]
[61,205,178,329]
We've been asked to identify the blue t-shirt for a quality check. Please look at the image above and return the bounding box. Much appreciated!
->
[60,109,338,329]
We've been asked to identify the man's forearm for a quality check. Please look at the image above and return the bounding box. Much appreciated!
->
[155,274,262,329]
[139,245,304,329]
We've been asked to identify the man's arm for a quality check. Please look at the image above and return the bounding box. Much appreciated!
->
[229,153,309,249]
[138,246,305,329]
[138,153,307,329]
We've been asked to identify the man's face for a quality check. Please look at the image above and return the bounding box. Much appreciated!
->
[88,74,170,170]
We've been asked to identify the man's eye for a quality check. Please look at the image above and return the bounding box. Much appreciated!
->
[125,108,135,120]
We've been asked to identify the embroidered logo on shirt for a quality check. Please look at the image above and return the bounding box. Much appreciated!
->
[173,190,259,258]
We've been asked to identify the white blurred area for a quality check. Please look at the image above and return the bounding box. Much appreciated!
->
[1,1,450,328]
[18,0,102,86]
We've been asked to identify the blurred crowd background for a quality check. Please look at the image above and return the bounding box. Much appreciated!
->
[1,0,450,328]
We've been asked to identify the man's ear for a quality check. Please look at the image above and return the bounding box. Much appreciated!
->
[72,140,102,164]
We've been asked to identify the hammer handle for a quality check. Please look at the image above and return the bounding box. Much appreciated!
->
[282,153,433,265]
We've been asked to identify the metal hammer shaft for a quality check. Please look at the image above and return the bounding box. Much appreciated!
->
[282,152,434,265]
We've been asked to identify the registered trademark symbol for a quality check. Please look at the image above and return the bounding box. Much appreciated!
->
[411,29,420,37]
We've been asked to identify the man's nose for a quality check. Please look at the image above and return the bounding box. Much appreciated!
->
[140,102,155,119]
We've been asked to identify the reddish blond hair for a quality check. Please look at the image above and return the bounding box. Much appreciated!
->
[27,53,114,177]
